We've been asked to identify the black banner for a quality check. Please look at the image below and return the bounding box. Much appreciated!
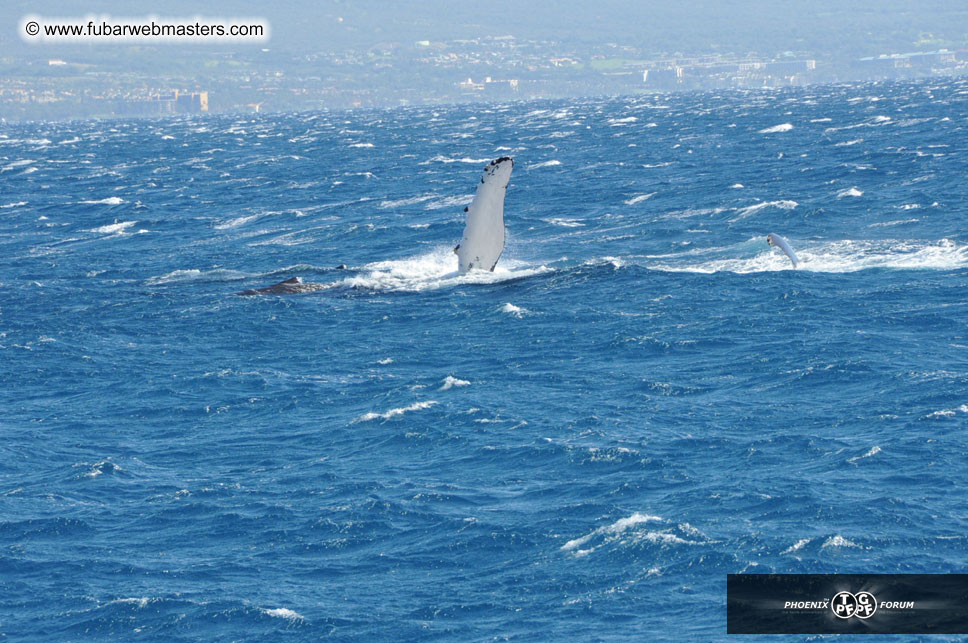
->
[728,574,968,634]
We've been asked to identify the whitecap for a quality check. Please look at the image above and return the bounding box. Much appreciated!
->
[424,195,474,210]
[501,303,528,317]
[759,123,793,133]
[848,446,881,463]
[2,159,35,171]
[543,217,584,227]
[439,376,470,390]
[822,535,859,548]
[526,160,561,170]
[80,197,125,205]
[262,607,304,621]
[732,199,798,220]
[867,219,917,228]
[650,238,968,274]
[380,194,437,209]
[89,221,136,235]
[146,268,249,285]
[353,400,438,423]
[781,538,812,555]
[421,155,492,164]
[562,512,662,552]
[109,597,150,608]
[341,248,550,293]
[924,405,968,419]
[214,214,265,229]
[837,187,863,198]
[624,193,656,205]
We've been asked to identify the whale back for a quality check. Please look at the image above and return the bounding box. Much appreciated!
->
[458,157,513,273]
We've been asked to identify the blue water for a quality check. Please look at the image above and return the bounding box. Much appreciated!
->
[2,78,968,641]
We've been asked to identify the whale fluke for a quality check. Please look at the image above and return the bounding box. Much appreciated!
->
[457,157,513,274]
[237,276,333,296]
[767,233,799,268]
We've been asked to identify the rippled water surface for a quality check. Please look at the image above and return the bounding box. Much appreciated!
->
[2,78,968,640]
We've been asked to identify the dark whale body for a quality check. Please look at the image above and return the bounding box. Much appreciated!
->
[237,276,332,296]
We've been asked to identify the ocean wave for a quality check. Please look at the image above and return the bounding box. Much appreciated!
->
[650,238,968,274]
[107,597,151,608]
[543,217,584,227]
[624,193,656,205]
[0,137,51,145]
[439,376,470,390]
[501,303,528,317]
[561,513,710,557]
[526,160,561,170]
[146,268,249,285]
[781,538,812,555]
[353,400,438,423]
[923,405,968,419]
[340,248,550,292]
[79,196,125,205]
[89,221,136,235]
[2,159,35,172]
[76,460,122,479]
[562,512,662,553]
[421,155,492,164]
[214,214,266,229]
[424,195,474,210]
[380,194,437,209]
[262,607,304,620]
[837,187,864,198]
[732,199,798,220]
[759,123,793,133]
[848,445,882,463]
[822,535,859,548]
[867,218,918,228]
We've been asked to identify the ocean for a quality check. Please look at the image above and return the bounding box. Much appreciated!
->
[2,77,967,641]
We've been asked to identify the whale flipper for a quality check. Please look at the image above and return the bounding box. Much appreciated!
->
[767,233,799,268]
[458,157,513,273]
[237,276,333,296]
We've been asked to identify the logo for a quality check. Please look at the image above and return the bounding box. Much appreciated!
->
[832,591,877,619]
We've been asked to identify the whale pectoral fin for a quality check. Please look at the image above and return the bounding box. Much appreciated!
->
[766,233,799,268]
[457,157,513,274]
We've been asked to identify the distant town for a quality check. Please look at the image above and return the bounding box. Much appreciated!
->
[2,35,968,121]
